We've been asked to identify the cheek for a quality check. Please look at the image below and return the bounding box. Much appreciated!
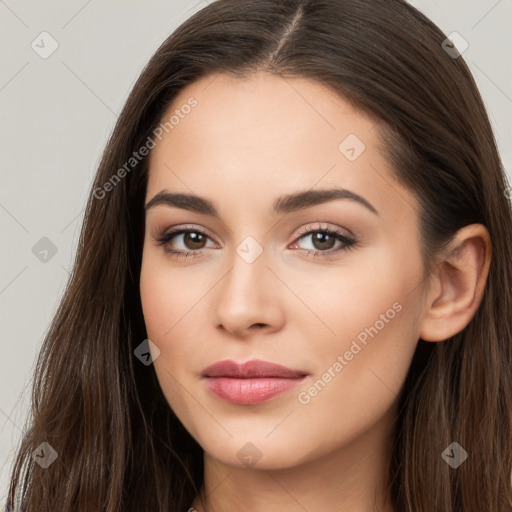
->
[139,256,193,394]
[292,291,419,453]
[295,247,422,399]
[140,250,205,340]
[293,248,417,344]
[139,258,203,433]
[139,251,215,398]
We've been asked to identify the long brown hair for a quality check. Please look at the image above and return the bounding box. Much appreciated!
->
[6,0,512,510]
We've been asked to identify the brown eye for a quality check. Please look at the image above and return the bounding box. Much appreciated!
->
[291,225,358,258]
[183,231,207,250]
[154,227,216,258]
[310,231,337,251]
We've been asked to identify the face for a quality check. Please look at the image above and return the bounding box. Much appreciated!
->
[140,71,428,470]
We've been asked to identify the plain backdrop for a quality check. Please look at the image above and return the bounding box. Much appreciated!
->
[1,0,511,503]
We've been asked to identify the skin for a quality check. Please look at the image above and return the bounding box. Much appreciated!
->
[139,71,491,512]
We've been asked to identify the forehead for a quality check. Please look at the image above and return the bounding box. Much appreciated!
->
[155,70,375,153]
[145,71,418,223]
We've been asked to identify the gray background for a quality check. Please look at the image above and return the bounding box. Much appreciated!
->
[1,0,511,503]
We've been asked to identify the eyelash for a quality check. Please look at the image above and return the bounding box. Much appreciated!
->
[154,223,358,260]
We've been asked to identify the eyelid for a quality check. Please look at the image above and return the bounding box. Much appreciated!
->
[154,223,219,244]
[154,221,353,243]
[293,222,354,240]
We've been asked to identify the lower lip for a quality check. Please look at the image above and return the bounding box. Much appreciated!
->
[204,376,307,405]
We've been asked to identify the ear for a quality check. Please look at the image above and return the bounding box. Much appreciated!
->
[419,224,492,342]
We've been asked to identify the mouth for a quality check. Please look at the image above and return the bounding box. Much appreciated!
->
[201,359,309,405]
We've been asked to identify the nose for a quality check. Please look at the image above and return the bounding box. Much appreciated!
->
[214,247,285,338]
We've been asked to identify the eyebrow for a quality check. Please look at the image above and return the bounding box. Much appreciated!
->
[144,187,379,217]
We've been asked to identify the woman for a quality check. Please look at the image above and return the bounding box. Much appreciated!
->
[6,0,512,510]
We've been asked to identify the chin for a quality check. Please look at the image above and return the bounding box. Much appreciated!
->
[196,430,315,470]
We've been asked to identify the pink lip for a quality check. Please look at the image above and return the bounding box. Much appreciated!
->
[201,359,309,405]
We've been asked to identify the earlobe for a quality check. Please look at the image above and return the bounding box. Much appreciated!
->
[419,224,492,342]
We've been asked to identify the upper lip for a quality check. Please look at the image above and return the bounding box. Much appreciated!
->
[201,359,308,378]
